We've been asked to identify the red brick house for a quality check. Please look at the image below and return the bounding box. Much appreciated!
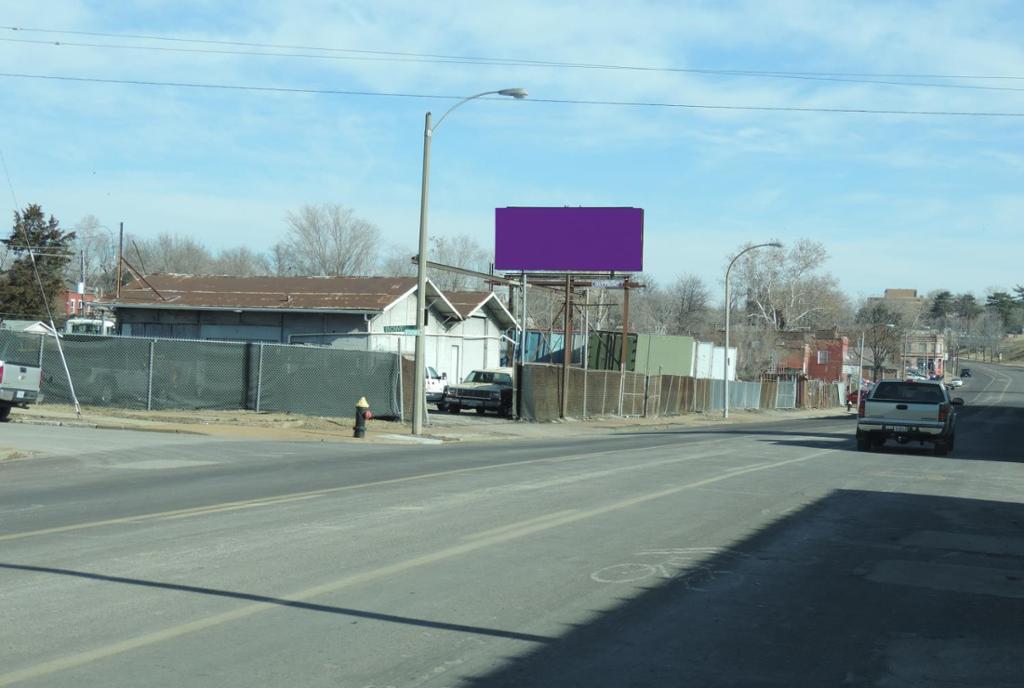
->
[61,289,98,317]
[771,329,848,382]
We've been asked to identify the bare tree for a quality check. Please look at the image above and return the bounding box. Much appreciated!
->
[212,246,271,276]
[729,320,785,379]
[280,203,380,276]
[377,244,416,278]
[665,274,711,335]
[128,233,214,274]
[64,215,118,294]
[856,302,903,381]
[970,310,1006,361]
[627,279,671,336]
[428,234,491,291]
[732,239,844,331]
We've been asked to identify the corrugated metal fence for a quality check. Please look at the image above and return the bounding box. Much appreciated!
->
[518,363,843,422]
[519,365,648,421]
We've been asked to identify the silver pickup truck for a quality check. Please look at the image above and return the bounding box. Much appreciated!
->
[0,335,44,421]
[856,380,963,455]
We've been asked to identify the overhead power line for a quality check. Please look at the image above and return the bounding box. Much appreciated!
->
[5,25,1024,92]
[2,71,1024,117]
[7,36,1024,94]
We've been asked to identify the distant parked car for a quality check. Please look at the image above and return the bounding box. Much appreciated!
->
[961,368,972,378]
[440,368,514,417]
[947,378,964,388]
[846,385,874,410]
[0,335,44,421]
[425,366,446,404]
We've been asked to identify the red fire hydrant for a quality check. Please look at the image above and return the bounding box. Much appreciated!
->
[354,397,372,438]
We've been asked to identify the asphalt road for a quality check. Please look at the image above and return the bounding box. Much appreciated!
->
[2,363,1023,687]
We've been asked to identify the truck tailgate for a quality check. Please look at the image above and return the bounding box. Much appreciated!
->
[864,400,940,424]
[0,361,42,393]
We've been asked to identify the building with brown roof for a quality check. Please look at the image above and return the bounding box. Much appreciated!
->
[99,274,518,381]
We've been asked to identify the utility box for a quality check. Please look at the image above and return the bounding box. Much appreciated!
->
[587,331,638,371]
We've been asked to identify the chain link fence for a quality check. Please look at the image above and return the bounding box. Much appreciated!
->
[3,331,402,418]
[775,380,798,409]
[5,329,843,423]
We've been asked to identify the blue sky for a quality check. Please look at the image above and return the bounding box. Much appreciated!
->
[1,0,1022,303]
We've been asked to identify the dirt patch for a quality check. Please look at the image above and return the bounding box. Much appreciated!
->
[14,404,409,443]
[1,447,37,462]
[12,403,848,445]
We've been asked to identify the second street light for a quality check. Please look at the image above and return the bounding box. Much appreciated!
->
[723,241,782,419]
[412,88,528,435]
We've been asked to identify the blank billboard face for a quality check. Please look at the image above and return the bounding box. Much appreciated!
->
[494,207,644,272]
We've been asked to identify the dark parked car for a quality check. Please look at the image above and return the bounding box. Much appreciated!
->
[440,368,514,417]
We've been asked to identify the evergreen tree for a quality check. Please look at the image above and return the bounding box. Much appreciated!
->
[0,205,75,319]
[928,290,954,325]
[986,291,1020,331]
[953,293,982,320]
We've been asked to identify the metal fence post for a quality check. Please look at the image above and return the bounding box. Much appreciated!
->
[38,334,45,366]
[255,343,264,413]
[146,340,155,410]
[397,351,405,422]
[617,372,625,416]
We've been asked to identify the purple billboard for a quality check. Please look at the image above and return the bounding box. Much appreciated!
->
[494,207,644,272]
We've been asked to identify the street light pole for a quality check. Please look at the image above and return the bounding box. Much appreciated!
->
[723,241,782,419]
[856,329,865,411]
[412,88,528,435]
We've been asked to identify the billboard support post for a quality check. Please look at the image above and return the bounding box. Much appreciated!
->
[561,274,573,419]
[519,273,528,365]
[619,281,630,416]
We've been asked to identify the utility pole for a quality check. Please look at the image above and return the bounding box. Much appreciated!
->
[116,221,124,299]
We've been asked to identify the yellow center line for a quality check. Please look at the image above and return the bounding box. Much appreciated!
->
[0,447,832,686]
[0,437,740,543]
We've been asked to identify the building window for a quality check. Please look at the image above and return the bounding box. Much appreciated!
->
[817,350,829,364]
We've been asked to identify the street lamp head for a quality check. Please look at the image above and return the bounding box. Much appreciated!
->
[768,242,783,248]
[498,88,529,99]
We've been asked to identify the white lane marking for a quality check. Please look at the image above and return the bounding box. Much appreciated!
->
[0,449,833,686]
[100,459,221,470]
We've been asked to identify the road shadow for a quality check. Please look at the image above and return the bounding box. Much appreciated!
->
[462,489,1024,687]
[0,562,551,644]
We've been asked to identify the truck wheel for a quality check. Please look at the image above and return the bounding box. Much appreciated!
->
[0,405,11,422]
[448,405,461,414]
[435,402,447,412]
[856,433,871,452]
[933,441,949,457]
[475,408,487,416]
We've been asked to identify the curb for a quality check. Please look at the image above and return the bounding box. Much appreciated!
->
[13,418,99,430]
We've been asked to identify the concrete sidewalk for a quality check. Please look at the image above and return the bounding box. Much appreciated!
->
[7,403,849,444]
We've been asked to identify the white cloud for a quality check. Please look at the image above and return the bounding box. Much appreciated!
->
[0,0,1022,299]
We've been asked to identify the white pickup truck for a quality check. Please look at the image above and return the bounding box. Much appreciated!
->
[0,336,44,421]
[856,380,963,455]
